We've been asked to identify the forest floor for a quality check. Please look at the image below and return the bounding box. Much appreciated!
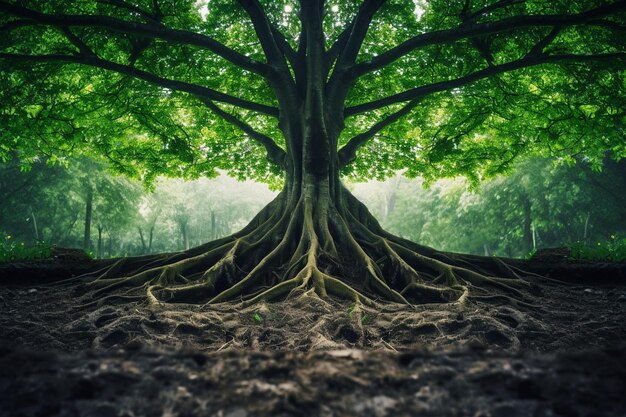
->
[0,248,625,417]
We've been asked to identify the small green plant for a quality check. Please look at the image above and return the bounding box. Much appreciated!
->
[569,235,626,262]
[346,303,356,318]
[252,312,263,323]
[0,234,53,263]
[346,303,370,325]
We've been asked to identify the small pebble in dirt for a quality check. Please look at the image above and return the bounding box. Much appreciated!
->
[225,407,248,417]
[353,395,397,417]
[100,329,128,348]
[466,338,487,350]
[28,288,37,294]
[584,288,593,293]
[124,338,143,351]
[415,385,432,400]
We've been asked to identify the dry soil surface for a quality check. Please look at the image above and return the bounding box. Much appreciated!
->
[0,257,625,417]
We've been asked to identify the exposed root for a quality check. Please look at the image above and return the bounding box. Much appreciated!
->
[72,188,541,308]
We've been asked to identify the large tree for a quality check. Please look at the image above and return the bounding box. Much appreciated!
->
[1,0,625,306]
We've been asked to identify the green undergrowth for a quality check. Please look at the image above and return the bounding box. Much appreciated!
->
[0,234,53,263]
[569,235,626,263]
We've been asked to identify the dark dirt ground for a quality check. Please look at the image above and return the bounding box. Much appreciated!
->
[0,250,625,417]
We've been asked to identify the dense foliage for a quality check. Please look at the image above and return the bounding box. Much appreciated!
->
[1,1,625,304]
[1,1,624,185]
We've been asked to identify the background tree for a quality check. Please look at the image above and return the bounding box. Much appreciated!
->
[1,0,625,306]
[355,157,626,258]
[0,157,275,256]
[0,156,75,244]
[0,157,142,253]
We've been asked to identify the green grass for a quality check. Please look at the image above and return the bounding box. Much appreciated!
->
[569,235,626,262]
[0,234,53,263]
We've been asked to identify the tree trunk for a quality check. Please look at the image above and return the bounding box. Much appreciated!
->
[148,225,154,253]
[30,207,39,242]
[105,225,112,258]
[97,225,103,259]
[181,223,189,251]
[521,194,533,255]
[83,188,93,252]
[138,227,147,253]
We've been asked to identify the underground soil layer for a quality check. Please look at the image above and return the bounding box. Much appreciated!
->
[0,255,625,417]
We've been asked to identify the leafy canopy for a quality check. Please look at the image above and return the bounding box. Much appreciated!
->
[1,0,625,186]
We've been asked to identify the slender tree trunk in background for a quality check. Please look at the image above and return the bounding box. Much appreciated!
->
[138,227,147,253]
[382,177,400,222]
[30,207,39,241]
[83,188,93,252]
[105,225,112,258]
[182,224,189,250]
[148,225,154,254]
[521,195,533,254]
[181,223,189,251]
[97,225,103,259]
[61,213,79,245]
[583,212,590,241]
[210,210,216,240]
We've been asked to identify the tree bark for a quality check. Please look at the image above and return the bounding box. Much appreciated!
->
[83,188,93,252]
[138,227,147,253]
[97,225,103,259]
[521,194,533,255]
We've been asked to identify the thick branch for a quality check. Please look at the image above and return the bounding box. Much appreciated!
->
[351,0,626,78]
[0,1,270,77]
[333,0,385,70]
[345,52,626,116]
[588,19,626,31]
[270,24,298,66]
[60,27,95,56]
[0,19,35,31]
[338,98,422,168]
[95,0,166,65]
[237,0,287,67]
[236,0,298,107]
[527,26,562,56]
[324,21,353,76]
[0,53,279,117]
[200,98,287,169]
[459,3,498,66]
[326,0,385,107]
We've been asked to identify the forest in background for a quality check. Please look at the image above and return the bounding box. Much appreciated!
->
[0,157,275,258]
[1,156,624,260]
[355,157,626,258]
